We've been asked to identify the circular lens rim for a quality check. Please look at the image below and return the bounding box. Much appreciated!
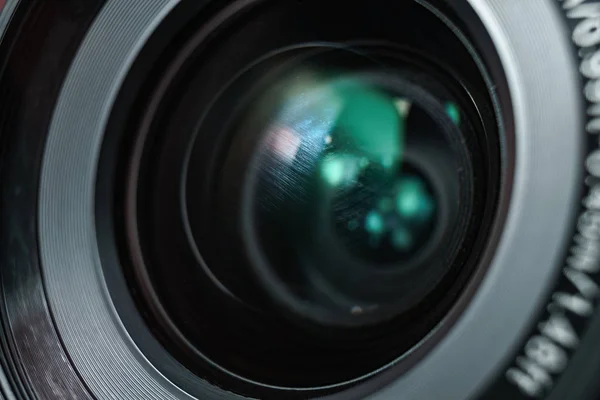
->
[128,19,496,390]
[21,1,580,400]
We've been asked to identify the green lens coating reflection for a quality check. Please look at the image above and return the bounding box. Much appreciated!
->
[445,101,461,125]
[309,82,436,254]
[256,73,454,261]
[319,83,404,187]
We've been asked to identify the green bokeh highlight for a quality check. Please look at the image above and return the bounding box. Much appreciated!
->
[365,211,385,235]
[395,177,435,220]
[392,228,413,250]
[321,154,347,186]
[445,102,461,125]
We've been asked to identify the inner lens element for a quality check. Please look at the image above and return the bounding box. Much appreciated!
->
[262,76,441,263]
[230,65,471,326]
[119,0,501,392]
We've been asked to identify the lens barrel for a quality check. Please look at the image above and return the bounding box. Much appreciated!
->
[2,0,596,399]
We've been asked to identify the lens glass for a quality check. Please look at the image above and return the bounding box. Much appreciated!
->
[225,57,473,324]
[117,0,501,390]
[250,73,448,266]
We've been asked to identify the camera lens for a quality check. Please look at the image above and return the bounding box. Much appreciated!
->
[3,0,598,399]
[2,0,501,395]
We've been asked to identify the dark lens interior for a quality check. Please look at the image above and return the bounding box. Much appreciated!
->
[111,0,502,394]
